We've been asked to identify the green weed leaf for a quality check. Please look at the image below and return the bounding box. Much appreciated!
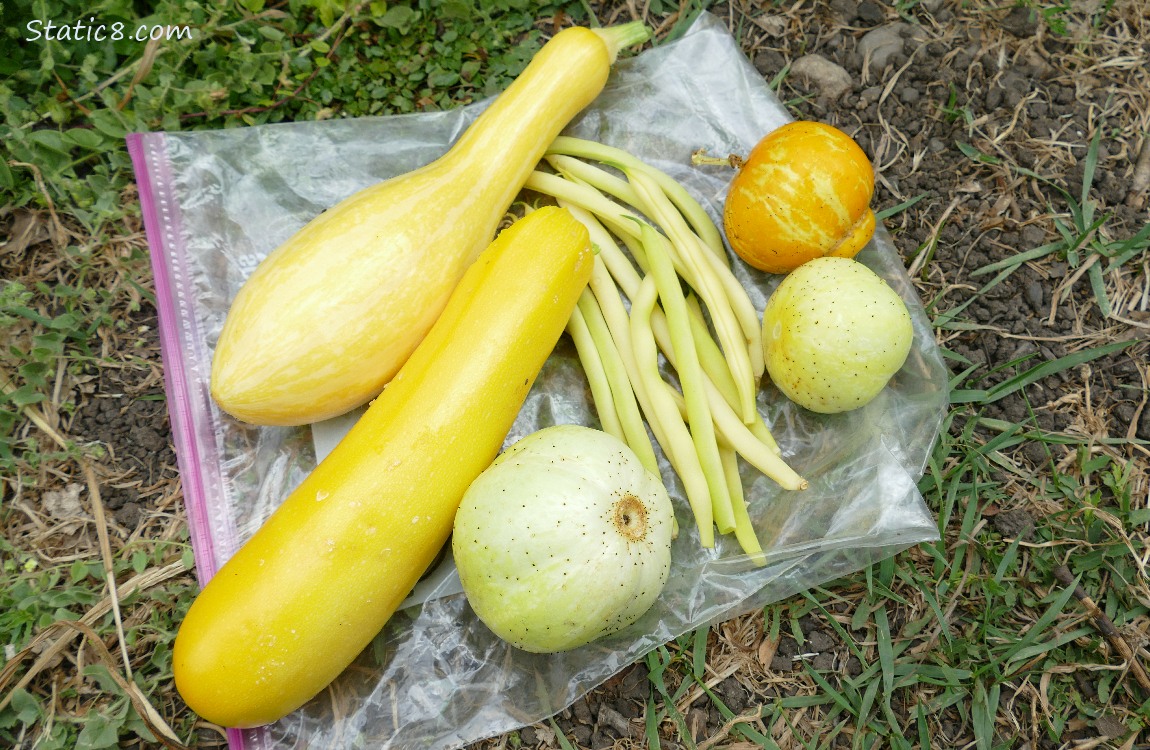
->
[0,689,41,727]
[376,5,417,31]
[75,710,124,750]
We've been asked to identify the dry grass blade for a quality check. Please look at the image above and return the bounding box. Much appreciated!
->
[81,461,133,679]
[0,558,189,713]
[117,37,164,111]
[1127,136,1150,208]
[0,620,190,748]
[0,368,70,451]
[1,368,135,680]
[1052,566,1150,694]
[696,710,767,750]
[908,195,960,278]
[4,162,69,248]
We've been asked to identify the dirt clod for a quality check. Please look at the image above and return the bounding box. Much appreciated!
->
[993,508,1037,541]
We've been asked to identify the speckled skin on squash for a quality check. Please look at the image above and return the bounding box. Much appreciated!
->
[452,425,673,653]
[762,257,912,414]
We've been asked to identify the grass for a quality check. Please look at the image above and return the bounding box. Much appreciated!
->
[631,409,1148,748]
[3,0,1150,748]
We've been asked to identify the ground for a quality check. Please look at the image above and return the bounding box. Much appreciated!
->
[1,1,1148,749]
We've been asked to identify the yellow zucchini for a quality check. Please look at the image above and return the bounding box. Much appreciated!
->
[211,22,647,426]
[174,207,593,727]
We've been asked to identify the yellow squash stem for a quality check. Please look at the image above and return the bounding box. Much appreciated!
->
[173,207,593,728]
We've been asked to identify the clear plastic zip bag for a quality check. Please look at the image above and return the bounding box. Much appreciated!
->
[129,13,948,750]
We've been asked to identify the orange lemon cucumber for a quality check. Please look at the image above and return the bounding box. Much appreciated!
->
[722,121,875,274]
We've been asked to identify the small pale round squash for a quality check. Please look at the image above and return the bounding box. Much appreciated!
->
[452,425,674,653]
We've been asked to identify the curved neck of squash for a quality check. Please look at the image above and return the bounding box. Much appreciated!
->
[435,28,612,229]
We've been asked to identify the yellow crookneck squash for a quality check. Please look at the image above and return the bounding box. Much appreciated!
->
[211,22,647,426]
[174,206,593,728]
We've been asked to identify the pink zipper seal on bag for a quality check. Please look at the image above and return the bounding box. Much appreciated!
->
[127,132,269,750]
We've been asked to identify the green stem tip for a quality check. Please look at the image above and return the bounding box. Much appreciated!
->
[593,21,651,64]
